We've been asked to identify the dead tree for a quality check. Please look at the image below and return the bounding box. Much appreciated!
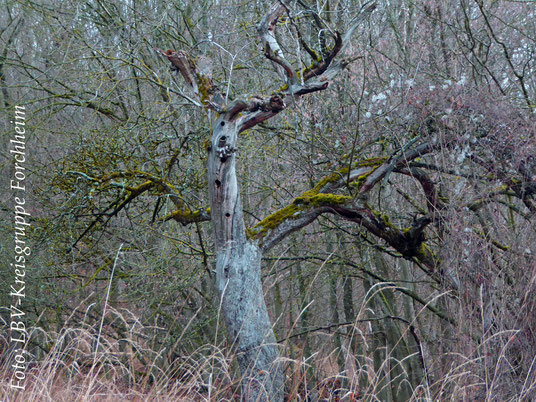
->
[159,3,376,400]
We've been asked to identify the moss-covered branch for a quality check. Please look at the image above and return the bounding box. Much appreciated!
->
[67,169,209,247]
[160,207,211,225]
[249,158,387,251]
[157,48,224,111]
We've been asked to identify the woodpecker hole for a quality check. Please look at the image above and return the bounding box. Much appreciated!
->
[217,136,227,149]
[215,179,221,187]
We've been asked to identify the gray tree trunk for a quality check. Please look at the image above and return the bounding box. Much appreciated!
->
[208,116,283,401]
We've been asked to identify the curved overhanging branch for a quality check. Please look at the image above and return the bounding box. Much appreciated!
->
[355,142,436,194]
[248,157,386,249]
[250,145,441,273]
[395,166,444,212]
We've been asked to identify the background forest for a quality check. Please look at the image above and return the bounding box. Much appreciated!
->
[1,0,535,400]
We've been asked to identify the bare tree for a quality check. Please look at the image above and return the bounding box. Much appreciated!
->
[158,3,376,399]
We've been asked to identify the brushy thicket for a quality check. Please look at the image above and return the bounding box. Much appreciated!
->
[1,0,536,400]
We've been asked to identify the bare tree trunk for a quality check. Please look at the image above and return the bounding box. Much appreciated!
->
[208,116,283,401]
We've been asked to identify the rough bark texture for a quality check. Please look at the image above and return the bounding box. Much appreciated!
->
[209,116,283,401]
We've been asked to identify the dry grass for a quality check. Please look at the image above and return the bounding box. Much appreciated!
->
[0,305,237,401]
[2,298,535,402]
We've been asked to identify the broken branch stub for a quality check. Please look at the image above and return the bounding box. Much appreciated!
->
[156,48,224,111]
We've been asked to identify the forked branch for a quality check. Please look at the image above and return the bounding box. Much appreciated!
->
[235,2,376,131]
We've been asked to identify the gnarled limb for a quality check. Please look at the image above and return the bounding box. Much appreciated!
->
[258,4,296,85]
[250,146,440,271]
[235,2,376,133]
